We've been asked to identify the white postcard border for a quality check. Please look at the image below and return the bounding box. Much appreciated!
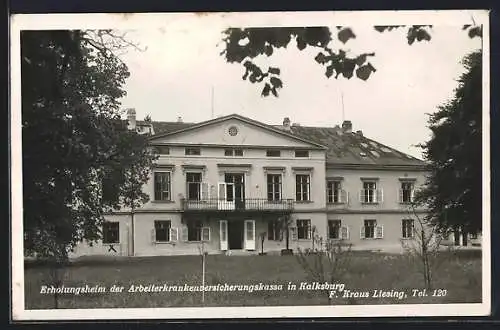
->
[10,9,491,320]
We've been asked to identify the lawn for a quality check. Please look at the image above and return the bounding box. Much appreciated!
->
[24,250,482,309]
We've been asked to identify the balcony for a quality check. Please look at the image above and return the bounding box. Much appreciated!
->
[181,198,295,214]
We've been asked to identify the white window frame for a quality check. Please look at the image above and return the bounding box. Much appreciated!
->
[153,220,173,243]
[267,173,282,202]
[295,174,311,202]
[183,221,210,242]
[401,219,415,239]
[361,219,382,239]
[267,219,282,241]
[102,221,120,244]
[360,180,382,204]
[327,180,347,204]
[327,219,342,240]
[186,172,203,201]
[399,181,415,204]
[154,171,172,201]
[296,219,312,240]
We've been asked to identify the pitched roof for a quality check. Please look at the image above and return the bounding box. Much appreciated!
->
[144,115,425,168]
[148,114,327,149]
[285,125,425,167]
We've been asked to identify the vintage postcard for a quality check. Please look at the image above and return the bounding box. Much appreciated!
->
[10,10,490,320]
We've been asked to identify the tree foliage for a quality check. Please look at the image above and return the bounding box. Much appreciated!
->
[22,30,156,261]
[220,25,482,97]
[415,50,482,234]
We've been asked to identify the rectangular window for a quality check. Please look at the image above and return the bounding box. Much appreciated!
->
[188,220,203,241]
[402,219,414,239]
[295,150,309,157]
[185,147,201,156]
[267,174,282,201]
[186,172,202,200]
[266,149,281,157]
[328,220,342,239]
[400,181,414,203]
[327,181,343,203]
[362,181,377,203]
[154,172,171,201]
[363,219,377,239]
[296,174,311,201]
[267,219,281,241]
[155,220,171,242]
[155,146,170,155]
[224,148,244,157]
[103,222,119,244]
[297,219,311,240]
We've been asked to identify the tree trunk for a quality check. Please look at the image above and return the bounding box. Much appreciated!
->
[286,227,290,250]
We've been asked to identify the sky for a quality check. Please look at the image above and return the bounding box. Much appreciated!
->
[117,15,482,159]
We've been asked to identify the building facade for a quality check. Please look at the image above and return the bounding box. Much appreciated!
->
[69,111,478,258]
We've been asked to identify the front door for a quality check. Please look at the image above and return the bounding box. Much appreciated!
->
[244,219,256,250]
[228,221,244,250]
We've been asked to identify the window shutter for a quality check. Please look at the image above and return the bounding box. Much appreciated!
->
[376,225,384,239]
[378,189,384,203]
[202,227,211,241]
[201,182,209,200]
[341,226,349,240]
[360,225,365,239]
[359,190,363,202]
[170,227,178,242]
[151,229,156,244]
[290,227,298,241]
[410,189,415,203]
[181,226,189,241]
[398,189,403,203]
[345,190,349,204]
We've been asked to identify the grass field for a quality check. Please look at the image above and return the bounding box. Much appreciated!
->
[24,250,482,309]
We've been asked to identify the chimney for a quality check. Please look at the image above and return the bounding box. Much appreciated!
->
[126,108,136,130]
[283,117,291,131]
[342,120,352,134]
[356,130,363,136]
[177,116,183,123]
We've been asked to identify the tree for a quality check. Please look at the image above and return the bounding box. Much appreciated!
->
[277,214,293,254]
[415,50,482,235]
[296,240,353,304]
[22,30,156,265]
[400,203,455,290]
[220,25,482,97]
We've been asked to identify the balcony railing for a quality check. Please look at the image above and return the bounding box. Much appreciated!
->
[181,198,295,213]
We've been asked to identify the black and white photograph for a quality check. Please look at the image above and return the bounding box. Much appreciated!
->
[10,10,490,320]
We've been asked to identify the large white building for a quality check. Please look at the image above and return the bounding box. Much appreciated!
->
[70,110,478,257]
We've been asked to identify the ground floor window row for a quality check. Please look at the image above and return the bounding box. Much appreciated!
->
[267,219,419,241]
[101,219,481,247]
[102,219,417,244]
